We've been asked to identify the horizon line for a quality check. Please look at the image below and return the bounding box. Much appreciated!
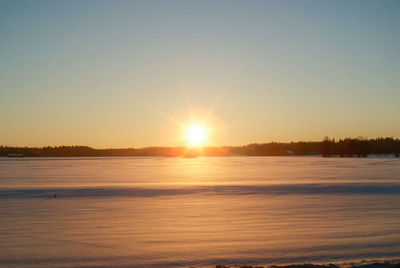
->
[2,136,400,150]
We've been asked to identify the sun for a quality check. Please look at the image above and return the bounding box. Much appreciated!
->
[186,124,207,147]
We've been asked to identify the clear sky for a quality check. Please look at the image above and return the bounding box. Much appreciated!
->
[1,0,399,148]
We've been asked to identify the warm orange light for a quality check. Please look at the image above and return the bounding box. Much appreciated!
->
[186,124,207,146]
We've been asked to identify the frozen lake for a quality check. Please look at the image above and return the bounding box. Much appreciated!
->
[1,157,400,267]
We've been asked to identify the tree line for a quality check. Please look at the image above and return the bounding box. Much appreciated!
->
[1,137,399,157]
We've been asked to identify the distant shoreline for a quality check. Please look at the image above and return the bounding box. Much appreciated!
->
[1,137,399,157]
[1,154,399,158]
[211,262,400,268]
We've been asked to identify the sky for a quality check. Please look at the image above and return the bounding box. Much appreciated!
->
[1,0,400,148]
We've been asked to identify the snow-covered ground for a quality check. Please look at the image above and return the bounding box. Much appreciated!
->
[1,157,400,267]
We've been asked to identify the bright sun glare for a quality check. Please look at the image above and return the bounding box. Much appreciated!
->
[186,124,207,147]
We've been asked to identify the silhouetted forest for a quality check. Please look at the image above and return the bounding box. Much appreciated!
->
[1,137,399,157]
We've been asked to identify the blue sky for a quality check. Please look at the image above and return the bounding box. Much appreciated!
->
[1,0,399,147]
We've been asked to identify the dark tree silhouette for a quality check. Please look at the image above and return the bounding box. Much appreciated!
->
[1,137,399,157]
